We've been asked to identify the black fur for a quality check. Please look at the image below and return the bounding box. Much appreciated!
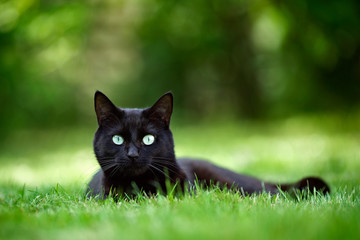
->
[86,91,330,199]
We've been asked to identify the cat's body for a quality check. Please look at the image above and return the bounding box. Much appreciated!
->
[87,91,330,199]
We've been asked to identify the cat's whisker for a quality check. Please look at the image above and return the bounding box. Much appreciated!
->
[100,160,114,165]
[101,165,114,171]
[152,156,175,161]
[152,157,177,163]
[147,167,157,178]
[98,160,116,164]
[100,162,116,168]
[152,160,178,166]
[98,161,116,166]
[109,164,121,177]
[153,162,177,173]
[97,156,115,160]
[98,159,115,162]
[149,164,173,181]
[152,161,180,170]
[101,163,119,172]
[151,162,180,177]
[109,167,117,177]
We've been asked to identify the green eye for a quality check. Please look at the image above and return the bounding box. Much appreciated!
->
[112,135,124,145]
[143,134,155,145]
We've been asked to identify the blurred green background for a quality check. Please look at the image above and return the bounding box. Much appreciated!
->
[1,0,360,130]
[0,0,359,187]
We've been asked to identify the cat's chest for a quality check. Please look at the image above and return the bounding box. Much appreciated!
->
[103,174,166,195]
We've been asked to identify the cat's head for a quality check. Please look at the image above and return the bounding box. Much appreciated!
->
[93,91,175,178]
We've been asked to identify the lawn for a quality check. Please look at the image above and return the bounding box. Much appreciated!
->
[1,114,359,240]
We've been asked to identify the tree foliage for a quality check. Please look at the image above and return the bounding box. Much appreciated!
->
[0,0,359,132]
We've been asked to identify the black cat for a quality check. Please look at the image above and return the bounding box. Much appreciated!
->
[86,91,330,199]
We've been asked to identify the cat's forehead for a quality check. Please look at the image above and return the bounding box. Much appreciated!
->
[120,108,154,130]
[122,108,143,120]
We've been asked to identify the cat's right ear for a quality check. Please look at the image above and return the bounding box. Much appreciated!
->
[145,92,173,127]
[94,91,121,126]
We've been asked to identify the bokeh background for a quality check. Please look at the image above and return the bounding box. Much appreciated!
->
[0,0,359,187]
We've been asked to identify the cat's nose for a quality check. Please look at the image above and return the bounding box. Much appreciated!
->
[128,153,139,161]
[127,146,139,161]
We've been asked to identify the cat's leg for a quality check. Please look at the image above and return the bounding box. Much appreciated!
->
[86,169,108,199]
[177,158,279,194]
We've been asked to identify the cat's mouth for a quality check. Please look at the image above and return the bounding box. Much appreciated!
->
[107,159,150,177]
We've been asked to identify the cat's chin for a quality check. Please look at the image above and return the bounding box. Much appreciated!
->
[126,165,149,176]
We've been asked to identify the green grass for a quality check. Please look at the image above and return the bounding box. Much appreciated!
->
[1,184,359,240]
[1,115,360,240]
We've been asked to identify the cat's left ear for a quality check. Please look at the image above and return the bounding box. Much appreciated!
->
[145,92,173,126]
[94,91,121,126]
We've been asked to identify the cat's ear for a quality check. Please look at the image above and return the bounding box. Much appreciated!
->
[145,92,173,126]
[94,91,121,125]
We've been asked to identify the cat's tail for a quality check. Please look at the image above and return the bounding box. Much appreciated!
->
[278,176,330,195]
